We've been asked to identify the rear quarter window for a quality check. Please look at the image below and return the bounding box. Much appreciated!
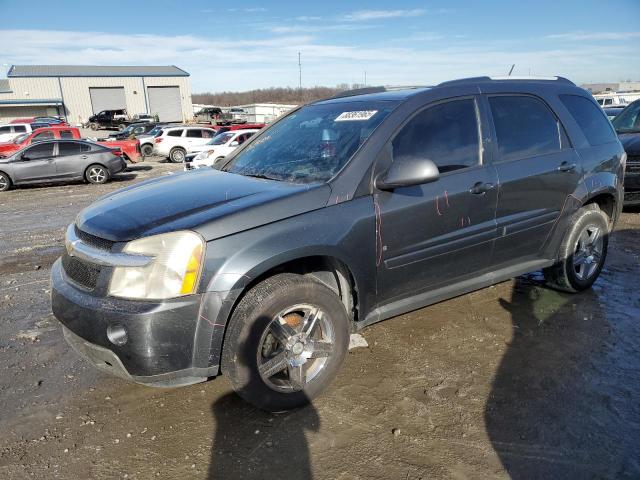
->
[167,130,183,137]
[560,95,618,146]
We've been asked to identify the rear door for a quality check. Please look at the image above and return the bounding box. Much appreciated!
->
[54,141,91,179]
[375,96,499,305]
[484,94,580,266]
[12,142,57,183]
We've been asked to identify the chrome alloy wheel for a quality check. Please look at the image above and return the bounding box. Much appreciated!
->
[0,175,8,191]
[88,166,107,183]
[257,304,334,392]
[573,224,604,281]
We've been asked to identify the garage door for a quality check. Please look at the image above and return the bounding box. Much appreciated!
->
[90,87,126,114]
[147,86,182,122]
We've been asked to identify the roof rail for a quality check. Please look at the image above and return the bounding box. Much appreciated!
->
[331,85,429,99]
[438,76,576,87]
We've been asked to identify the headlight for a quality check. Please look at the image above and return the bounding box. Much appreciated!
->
[108,231,204,300]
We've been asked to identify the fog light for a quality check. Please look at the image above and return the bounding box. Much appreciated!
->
[107,324,128,346]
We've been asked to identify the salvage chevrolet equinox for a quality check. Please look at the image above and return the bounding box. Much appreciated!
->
[51,77,625,410]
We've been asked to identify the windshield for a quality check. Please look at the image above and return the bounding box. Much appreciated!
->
[223,101,397,183]
[208,132,235,145]
[13,133,29,143]
[612,100,640,133]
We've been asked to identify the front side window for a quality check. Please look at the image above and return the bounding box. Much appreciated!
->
[392,98,480,173]
[489,95,563,162]
[13,125,27,133]
[0,126,11,133]
[24,142,54,159]
[32,131,55,142]
[612,100,640,134]
[186,129,203,138]
[57,142,82,156]
[202,129,215,138]
[561,94,618,145]
[224,101,397,183]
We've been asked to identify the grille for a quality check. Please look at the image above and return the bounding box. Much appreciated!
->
[75,225,115,251]
[62,254,101,290]
[628,164,640,174]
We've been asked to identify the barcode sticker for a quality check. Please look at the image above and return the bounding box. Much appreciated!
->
[334,110,378,122]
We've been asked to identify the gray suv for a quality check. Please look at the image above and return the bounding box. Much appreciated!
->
[51,77,625,410]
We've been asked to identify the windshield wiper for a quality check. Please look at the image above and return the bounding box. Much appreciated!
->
[241,172,281,181]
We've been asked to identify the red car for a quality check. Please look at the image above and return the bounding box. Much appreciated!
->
[0,127,141,162]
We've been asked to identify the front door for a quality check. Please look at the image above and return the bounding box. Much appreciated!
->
[12,142,57,183]
[484,94,581,266]
[376,97,498,306]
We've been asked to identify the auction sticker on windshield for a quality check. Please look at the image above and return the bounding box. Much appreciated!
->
[335,110,378,122]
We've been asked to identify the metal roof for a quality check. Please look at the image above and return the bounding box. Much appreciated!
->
[7,65,189,78]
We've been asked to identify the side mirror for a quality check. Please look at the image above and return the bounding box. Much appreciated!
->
[229,141,239,147]
[375,156,439,190]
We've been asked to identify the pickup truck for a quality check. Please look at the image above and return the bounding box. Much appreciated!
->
[0,126,141,163]
[194,107,246,126]
[87,109,130,131]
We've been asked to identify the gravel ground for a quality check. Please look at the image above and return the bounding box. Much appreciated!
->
[0,161,639,479]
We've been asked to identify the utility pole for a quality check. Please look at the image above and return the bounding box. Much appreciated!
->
[364,71,367,86]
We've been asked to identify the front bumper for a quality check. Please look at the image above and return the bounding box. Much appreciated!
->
[51,259,217,387]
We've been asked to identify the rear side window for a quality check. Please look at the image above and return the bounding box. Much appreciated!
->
[489,95,564,161]
[560,95,617,146]
[167,129,183,137]
[186,129,203,138]
[59,130,75,139]
[14,126,27,133]
[393,98,480,173]
[58,142,82,156]
[0,126,10,133]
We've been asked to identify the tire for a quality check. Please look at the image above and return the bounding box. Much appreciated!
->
[213,156,226,169]
[222,273,350,411]
[141,144,154,157]
[543,204,609,292]
[0,171,11,192]
[90,123,98,131]
[169,147,186,163]
[85,164,110,184]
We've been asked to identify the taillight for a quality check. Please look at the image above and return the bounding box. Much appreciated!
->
[155,138,163,143]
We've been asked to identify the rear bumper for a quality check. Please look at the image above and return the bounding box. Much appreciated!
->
[51,259,218,387]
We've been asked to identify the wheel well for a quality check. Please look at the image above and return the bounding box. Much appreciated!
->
[585,193,616,222]
[171,146,186,153]
[0,170,12,184]
[235,256,358,324]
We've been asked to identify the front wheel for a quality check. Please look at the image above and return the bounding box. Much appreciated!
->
[85,164,110,184]
[0,172,11,191]
[169,148,186,163]
[222,273,350,411]
[543,204,609,292]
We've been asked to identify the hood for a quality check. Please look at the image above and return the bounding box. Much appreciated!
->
[76,169,331,242]
[0,143,20,154]
[619,133,640,155]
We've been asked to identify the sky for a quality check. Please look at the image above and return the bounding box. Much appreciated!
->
[1,0,639,92]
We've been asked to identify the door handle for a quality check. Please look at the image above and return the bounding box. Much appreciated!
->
[81,155,88,159]
[469,182,495,195]
[557,162,576,172]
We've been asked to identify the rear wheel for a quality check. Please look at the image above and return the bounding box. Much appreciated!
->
[543,204,609,292]
[0,172,11,192]
[85,164,110,184]
[141,144,154,157]
[222,273,350,411]
[90,122,98,131]
[169,147,186,163]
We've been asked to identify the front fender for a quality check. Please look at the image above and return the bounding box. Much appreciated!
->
[191,196,377,372]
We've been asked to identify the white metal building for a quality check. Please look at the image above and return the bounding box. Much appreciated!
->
[0,65,193,124]
[235,103,298,123]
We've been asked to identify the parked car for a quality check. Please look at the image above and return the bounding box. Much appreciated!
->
[0,123,47,143]
[11,116,69,126]
[107,122,159,140]
[0,139,126,191]
[133,123,176,156]
[184,129,260,170]
[51,76,624,411]
[0,126,142,163]
[611,99,640,205]
[87,109,128,130]
[152,125,217,162]
[131,114,155,122]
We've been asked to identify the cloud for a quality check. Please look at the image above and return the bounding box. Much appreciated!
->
[545,31,640,41]
[0,29,637,92]
[342,9,427,21]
